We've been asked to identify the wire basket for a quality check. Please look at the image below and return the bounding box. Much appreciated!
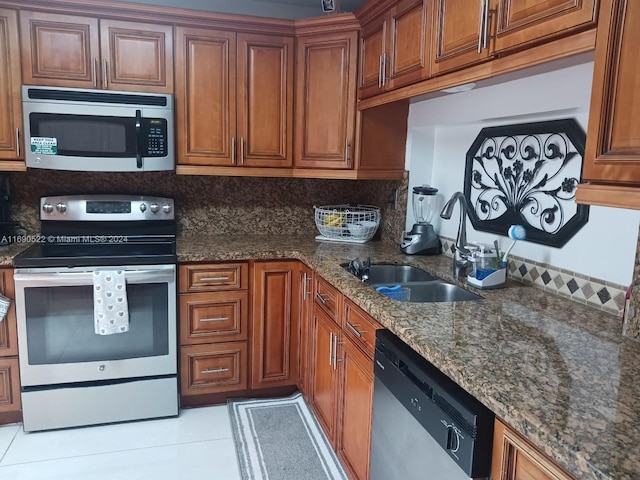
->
[314,205,380,243]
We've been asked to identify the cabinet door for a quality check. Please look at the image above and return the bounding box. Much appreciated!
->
[432,0,491,75]
[175,27,236,166]
[297,265,313,396]
[309,306,340,443]
[582,0,640,186]
[0,269,17,357]
[99,20,173,93]
[0,358,20,414]
[19,11,100,88]
[295,31,358,169]
[387,0,431,89]
[491,418,575,480]
[359,14,387,99]
[237,34,293,168]
[494,0,597,53]
[0,9,22,163]
[337,338,374,480]
[251,261,299,389]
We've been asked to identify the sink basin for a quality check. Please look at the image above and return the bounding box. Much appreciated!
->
[378,280,483,303]
[344,263,439,283]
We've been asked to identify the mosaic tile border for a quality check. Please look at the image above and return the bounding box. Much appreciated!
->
[440,237,627,317]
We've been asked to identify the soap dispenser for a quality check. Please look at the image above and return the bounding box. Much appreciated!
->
[466,243,506,289]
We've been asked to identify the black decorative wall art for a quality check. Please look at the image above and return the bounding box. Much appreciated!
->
[463,119,589,247]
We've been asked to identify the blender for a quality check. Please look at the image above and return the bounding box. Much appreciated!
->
[401,185,442,255]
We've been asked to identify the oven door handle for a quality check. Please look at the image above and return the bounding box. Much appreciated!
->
[14,268,175,286]
[135,109,143,169]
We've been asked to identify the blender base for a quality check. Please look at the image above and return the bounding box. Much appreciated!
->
[400,224,442,255]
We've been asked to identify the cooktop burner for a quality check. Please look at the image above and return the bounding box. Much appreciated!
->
[13,194,177,268]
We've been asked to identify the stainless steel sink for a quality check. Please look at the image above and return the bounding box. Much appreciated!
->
[343,262,482,303]
[377,280,483,303]
[344,264,439,283]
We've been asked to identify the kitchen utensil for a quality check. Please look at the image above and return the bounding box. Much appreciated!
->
[401,185,442,255]
[501,224,527,267]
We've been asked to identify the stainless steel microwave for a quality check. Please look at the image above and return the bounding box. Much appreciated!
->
[22,86,174,172]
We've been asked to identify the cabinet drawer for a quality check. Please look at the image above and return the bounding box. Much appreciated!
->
[343,299,382,359]
[180,291,248,344]
[180,342,248,395]
[0,357,20,413]
[314,276,341,323]
[179,263,248,292]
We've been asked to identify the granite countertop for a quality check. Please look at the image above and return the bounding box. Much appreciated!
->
[179,234,640,480]
[0,242,33,266]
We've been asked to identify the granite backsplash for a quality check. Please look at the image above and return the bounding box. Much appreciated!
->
[5,170,408,243]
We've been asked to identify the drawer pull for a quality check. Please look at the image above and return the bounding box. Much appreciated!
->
[201,367,229,374]
[200,316,229,323]
[345,321,362,338]
[316,292,328,305]
[200,276,231,282]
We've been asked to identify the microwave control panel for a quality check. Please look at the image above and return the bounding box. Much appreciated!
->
[141,118,168,157]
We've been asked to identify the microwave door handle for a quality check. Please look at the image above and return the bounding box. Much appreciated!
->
[135,109,143,169]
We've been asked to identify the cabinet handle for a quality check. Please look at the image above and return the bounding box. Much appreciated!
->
[381,53,387,87]
[201,367,229,374]
[345,321,362,338]
[378,55,384,89]
[329,331,334,366]
[200,276,230,282]
[477,0,485,54]
[332,333,339,370]
[482,0,490,50]
[344,139,351,165]
[316,292,328,305]
[240,137,245,165]
[231,137,236,165]
[200,317,229,322]
[302,272,308,299]
[103,59,108,89]
[15,128,20,157]
[92,58,97,88]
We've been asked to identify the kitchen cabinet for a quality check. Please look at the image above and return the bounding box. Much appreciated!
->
[178,263,250,398]
[296,264,313,396]
[431,0,597,75]
[0,9,23,168]
[0,268,20,423]
[175,27,293,169]
[491,418,576,480]
[576,0,640,209]
[19,11,173,93]
[359,0,431,98]
[251,261,299,389]
[295,30,358,170]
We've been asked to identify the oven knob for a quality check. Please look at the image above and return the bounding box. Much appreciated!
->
[139,203,147,212]
[98,365,105,372]
[162,204,172,214]
[42,203,54,213]
[150,203,159,213]
[56,202,67,213]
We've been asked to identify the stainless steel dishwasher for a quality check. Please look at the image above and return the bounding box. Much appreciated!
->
[370,329,494,480]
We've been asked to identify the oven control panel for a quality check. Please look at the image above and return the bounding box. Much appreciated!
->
[40,195,175,221]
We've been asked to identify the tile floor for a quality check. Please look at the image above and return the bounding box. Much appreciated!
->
[0,406,241,479]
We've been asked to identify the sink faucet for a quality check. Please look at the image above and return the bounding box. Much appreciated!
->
[440,192,471,277]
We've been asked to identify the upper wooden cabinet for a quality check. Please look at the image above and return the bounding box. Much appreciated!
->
[431,0,597,75]
[359,0,431,98]
[0,9,24,168]
[175,27,293,169]
[577,0,640,209]
[19,11,173,93]
[295,31,358,170]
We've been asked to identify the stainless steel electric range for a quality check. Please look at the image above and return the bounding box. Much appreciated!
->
[13,194,178,432]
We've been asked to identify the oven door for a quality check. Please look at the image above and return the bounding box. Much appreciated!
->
[14,264,176,387]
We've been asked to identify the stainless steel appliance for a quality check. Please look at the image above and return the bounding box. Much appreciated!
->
[370,329,494,480]
[22,86,174,172]
[13,195,178,432]
[401,185,442,255]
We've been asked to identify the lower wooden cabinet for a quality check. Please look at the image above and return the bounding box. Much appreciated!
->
[251,261,299,389]
[180,342,248,395]
[0,268,20,423]
[492,418,576,480]
[296,264,313,396]
[0,358,20,414]
[336,335,374,480]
